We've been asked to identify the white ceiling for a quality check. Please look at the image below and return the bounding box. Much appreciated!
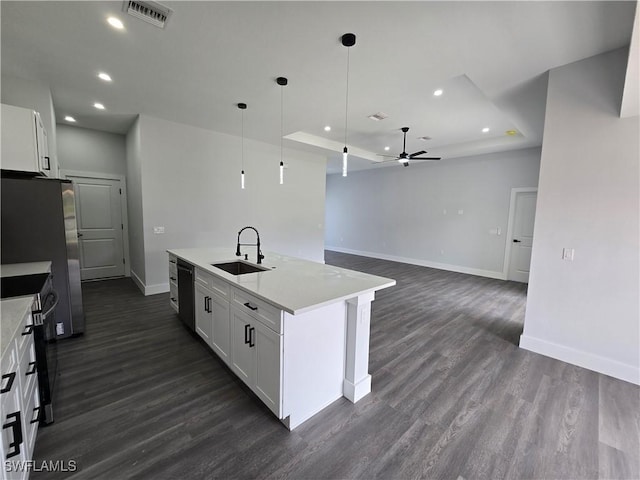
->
[1,1,636,174]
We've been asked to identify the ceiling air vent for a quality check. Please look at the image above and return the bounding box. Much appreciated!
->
[367,112,388,121]
[418,136,432,141]
[124,0,173,29]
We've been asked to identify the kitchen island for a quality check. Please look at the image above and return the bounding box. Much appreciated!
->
[167,248,395,430]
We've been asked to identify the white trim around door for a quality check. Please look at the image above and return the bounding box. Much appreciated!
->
[502,187,538,282]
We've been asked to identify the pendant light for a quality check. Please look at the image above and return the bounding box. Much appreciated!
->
[238,102,247,189]
[277,76,288,185]
[341,33,356,177]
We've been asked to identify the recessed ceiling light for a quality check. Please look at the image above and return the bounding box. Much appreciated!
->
[324,126,331,132]
[482,127,490,133]
[93,103,105,110]
[64,116,76,123]
[107,17,124,29]
[505,129,518,136]
[384,146,390,151]
[433,89,443,97]
[98,72,112,82]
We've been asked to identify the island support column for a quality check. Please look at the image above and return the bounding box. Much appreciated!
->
[343,291,375,402]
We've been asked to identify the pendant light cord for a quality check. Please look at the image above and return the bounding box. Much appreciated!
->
[241,108,245,171]
[344,47,350,147]
[280,83,284,163]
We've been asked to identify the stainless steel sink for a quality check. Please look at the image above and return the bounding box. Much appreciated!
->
[211,261,269,275]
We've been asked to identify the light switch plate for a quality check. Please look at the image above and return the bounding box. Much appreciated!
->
[562,248,575,261]
[153,226,165,234]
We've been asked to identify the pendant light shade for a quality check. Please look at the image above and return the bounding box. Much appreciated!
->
[238,102,247,189]
[341,33,356,178]
[277,76,288,185]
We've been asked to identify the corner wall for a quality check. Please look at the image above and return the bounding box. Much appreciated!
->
[325,147,541,278]
[521,48,639,384]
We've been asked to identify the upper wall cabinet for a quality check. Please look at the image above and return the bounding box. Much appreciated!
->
[1,103,55,178]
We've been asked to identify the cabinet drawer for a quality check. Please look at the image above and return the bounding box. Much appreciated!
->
[169,282,178,302]
[15,312,34,358]
[22,375,39,460]
[168,255,177,273]
[195,268,229,300]
[1,346,18,399]
[18,340,37,406]
[231,287,282,334]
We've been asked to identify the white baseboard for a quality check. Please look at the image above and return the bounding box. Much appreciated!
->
[130,270,170,296]
[130,270,145,295]
[146,282,169,296]
[520,334,640,385]
[325,246,505,280]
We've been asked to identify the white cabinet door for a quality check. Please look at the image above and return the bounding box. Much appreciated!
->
[195,283,213,345]
[34,112,52,177]
[230,307,282,416]
[210,293,230,364]
[253,321,282,416]
[230,307,255,385]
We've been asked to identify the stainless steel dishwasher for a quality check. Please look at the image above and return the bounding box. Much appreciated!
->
[176,259,195,331]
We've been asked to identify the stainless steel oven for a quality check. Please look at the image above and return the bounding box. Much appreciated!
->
[1,272,58,424]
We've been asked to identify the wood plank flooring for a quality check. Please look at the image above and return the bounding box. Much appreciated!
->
[31,251,639,479]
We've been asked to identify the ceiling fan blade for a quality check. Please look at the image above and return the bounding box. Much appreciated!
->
[376,158,401,164]
[408,157,441,161]
[376,153,399,158]
[409,150,427,158]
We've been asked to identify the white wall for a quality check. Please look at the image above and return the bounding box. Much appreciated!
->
[130,114,327,294]
[57,124,127,176]
[1,74,58,175]
[325,148,541,278]
[521,48,639,385]
[125,116,146,286]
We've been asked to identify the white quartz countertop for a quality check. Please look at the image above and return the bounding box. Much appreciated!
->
[1,296,34,358]
[168,248,396,315]
[1,261,52,278]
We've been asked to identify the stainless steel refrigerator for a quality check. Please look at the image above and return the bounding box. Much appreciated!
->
[1,175,85,338]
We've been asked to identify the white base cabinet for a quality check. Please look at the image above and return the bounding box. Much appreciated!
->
[230,306,283,416]
[1,302,40,480]
[194,268,231,364]
[168,253,382,431]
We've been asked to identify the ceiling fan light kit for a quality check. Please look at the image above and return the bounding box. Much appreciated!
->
[377,126,442,167]
[341,32,356,177]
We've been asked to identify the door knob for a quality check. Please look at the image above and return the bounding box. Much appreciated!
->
[513,239,521,243]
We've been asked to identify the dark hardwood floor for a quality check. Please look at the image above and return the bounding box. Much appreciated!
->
[32,251,639,479]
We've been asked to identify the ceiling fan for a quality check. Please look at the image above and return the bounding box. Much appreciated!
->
[377,127,441,167]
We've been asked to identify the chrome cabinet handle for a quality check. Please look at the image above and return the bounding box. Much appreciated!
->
[22,324,34,336]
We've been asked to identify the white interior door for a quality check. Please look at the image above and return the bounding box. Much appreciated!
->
[508,191,537,283]
[68,176,125,280]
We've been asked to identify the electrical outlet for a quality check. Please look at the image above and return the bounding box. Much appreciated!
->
[562,248,575,261]
[56,322,64,335]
